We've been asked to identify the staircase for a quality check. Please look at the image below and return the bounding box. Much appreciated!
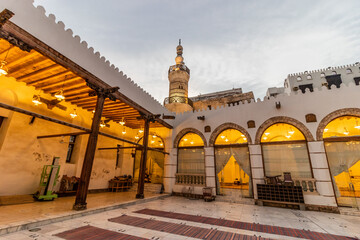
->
[130,183,163,194]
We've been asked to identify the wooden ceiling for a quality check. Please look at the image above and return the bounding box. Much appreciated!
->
[0,38,165,129]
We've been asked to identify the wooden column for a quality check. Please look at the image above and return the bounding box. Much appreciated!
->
[73,86,118,211]
[136,118,150,199]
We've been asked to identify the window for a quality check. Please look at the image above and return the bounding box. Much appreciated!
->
[177,133,204,174]
[66,135,77,163]
[307,74,312,80]
[321,72,325,78]
[346,68,352,74]
[261,123,312,178]
[299,84,313,93]
[332,71,337,75]
[296,76,302,81]
[325,74,342,89]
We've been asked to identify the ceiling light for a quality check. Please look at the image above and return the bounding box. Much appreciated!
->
[138,128,144,133]
[183,138,188,141]
[54,89,65,101]
[160,143,163,146]
[119,117,125,126]
[32,94,42,106]
[263,136,268,140]
[355,121,360,129]
[324,128,329,132]
[100,120,106,128]
[190,141,194,144]
[152,134,157,138]
[220,135,225,139]
[225,138,229,142]
[135,135,140,140]
[122,127,126,135]
[70,109,77,118]
[285,135,291,138]
[288,128,295,135]
[243,137,247,141]
[344,127,349,135]
[151,140,155,144]
[264,132,270,136]
[241,134,245,137]
[0,61,8,76]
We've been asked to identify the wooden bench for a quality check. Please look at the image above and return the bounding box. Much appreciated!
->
[108,179,132,192]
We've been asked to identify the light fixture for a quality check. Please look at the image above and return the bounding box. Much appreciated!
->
[355,121,360,129]
[285,135,291,139]
[138,128,144,133]
[119,117,125,126]
[32,94,42,106]
[243,137,247,141]
[100,120,106,128]
[151,140,155,144]
[344,127,349,135]
[70,109,77,118]
[264,132,270,136]
[135,135,140,140]
[183,138,188,142]
[288,128,295,135]
[225,138,229,142]
[0,61,8,76]
[263,136,268,140]
[92,109,95,114]
[152,134,157,138]
[324,128,329,132]
[54,89,65,101]
[122,127,126,135]
[220,135,225,139]
[160,143,163,146]
[190,141,194,144]
[241,134,245,137]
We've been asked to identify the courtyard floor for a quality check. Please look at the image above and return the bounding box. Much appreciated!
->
[1,196,359,240]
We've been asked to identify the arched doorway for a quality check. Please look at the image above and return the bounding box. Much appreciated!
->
[214,128,252,198]
[323,116,360,209]
[177,132,205,175]
[133,134,165,184]
[261,123,313,181]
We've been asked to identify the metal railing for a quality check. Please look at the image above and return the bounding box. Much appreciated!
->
[175,173,206,186]
[164,96,193,108]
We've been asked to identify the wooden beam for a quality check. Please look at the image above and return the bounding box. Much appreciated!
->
[98,146,136,150]
[2,21,173,129]
[26,70,70,85]
[37,131,89,139]
[16,63,59,81]
[39,76,82,90]
[136,118,150,199]
[74,93,106,211]
[9,56,49,76]
[0,102,90,132]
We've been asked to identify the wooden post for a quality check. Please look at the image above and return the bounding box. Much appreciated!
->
[73,86,118,211]
[136,118,150,199]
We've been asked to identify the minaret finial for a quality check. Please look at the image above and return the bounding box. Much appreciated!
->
[179,39,181,45]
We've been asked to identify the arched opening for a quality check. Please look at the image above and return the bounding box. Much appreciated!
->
[133,134,165,184]
[323,116,360,208]
[214,129,252,198]
[177,132,205,175]
[261,123,312,182]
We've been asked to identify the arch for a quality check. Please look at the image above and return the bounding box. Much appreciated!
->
[255,116,314,144]
[137,133,165,148]
[316,108,360,141]
[209,122,252,146]
[173,128,207,148]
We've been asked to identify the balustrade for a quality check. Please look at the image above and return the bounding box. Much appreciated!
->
[293,178,318,194]
[175,173,205,186]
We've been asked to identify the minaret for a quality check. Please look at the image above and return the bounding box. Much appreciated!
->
[164,40,193,113]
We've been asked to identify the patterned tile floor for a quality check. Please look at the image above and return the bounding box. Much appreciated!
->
[1,196,360,240]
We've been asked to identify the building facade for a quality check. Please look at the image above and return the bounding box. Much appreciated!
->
[0,0,359,213]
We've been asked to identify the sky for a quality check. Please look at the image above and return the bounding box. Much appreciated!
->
[33,0,360,101]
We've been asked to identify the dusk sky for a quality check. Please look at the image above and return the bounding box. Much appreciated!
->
[33,0,360,101]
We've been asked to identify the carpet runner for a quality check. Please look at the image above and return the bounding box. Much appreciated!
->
[55,225,148,240]
[109,214,273,240]
[134,208,356,240]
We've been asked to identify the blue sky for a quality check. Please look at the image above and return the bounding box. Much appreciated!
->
[33,0,360,101]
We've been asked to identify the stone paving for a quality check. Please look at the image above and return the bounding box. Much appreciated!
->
[1,196,359,240]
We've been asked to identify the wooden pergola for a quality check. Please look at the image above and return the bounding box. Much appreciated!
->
[0,9,172,210]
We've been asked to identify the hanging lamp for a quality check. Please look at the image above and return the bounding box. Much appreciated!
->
[54,89,65,101]
[0,61,8,76]
[119,117,125,126]
[70,109,78,118]
[32,94,42,106]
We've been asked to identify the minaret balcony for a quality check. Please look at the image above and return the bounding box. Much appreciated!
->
[164,96,193,108]
[169,64,190,75]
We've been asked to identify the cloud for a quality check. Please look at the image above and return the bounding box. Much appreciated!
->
[34,0,360,100]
